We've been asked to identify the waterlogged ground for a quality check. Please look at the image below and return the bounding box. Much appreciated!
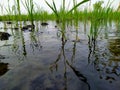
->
[0,21,120,90]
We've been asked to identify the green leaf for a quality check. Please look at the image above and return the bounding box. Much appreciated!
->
[45,0,59,17]
[67,0,89,14]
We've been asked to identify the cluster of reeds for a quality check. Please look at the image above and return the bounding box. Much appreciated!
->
[45,0,89,22]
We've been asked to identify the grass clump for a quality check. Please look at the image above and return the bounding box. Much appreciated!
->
[45,0,89,22]
[0,0,120,22]
[21,0,34,23]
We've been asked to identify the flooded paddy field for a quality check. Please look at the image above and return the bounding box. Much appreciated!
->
[0,21,120,90]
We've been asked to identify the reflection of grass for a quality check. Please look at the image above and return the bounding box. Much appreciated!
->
[49,32,90,89]
[109,39,120,56]
[29,32,42,52]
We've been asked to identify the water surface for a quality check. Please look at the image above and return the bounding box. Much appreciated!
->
[0,21,120,90]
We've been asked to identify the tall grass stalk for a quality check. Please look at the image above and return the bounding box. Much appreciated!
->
[45,0,59,21]
[88,19,103,51]
[22,0,34,24]
[16,0,21,16]
[91,0,114,22]
[34,3,50,21]
[0,4,4,16]
[5,0,14,21]
[45,0,89,22]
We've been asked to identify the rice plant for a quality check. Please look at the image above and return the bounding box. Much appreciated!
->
[45,0,89,22]
[0,0,120,22]
[33,3,50,21]
[5,0,14,21]
[91,0,114,22]
[21,0,34,24]
[0,4,4,16]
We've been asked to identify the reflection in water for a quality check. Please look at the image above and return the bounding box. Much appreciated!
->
[107,26,120,76]
[88,20,100,63]
[66,61,90,90]
[50,24,68,89]
[88,21,120,84]
[0,21,120,90]
[50,38,90,89]
[30,31,42,52]
[21,30,27,56]
[50,21,90,90]
[0,62,9,76]
[108,39,120,56]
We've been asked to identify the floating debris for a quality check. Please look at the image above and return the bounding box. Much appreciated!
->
[0,62,9,76]
[55,25,57,28]
[72,38,80,42]
[0,55,5,59]
[0,32,11,40]
[41,22,48,26]
[21,26,28,30]
[6,21,12,24]
[21,24,35,31]
[26,24,35,29]
[12,27,19,30]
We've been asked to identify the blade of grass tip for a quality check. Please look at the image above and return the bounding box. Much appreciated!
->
[106,0,114,8]
[17,0,21,15]
[21,0,28,11]
[66,1,71,11]
[5,7,9,14]
[106,0,110,8]
[0,4,4,15]
[26,0,32,15]
[25,0,30,13]
[22,0,30,14]
[34,2,39,10]
[30,0,34,11]
[30,0,34,14]
[7,0,13,15]
[52,0,59,18]
[67,0,89,14]
[62,0,65,11]
[45,0,56,14]
[45,0,59,17]
[52,0,57,13]
[105,0,114,13]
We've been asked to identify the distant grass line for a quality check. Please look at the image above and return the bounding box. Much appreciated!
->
[0,14,55,21]
[0,10,120,21]
[0,0,120,22]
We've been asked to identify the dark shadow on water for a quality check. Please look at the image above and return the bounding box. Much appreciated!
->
[0,62,9,76]
[0,32,11,41]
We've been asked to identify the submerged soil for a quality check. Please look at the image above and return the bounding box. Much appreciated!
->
[0,21,120,90]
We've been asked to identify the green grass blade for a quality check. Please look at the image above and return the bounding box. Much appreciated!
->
[45,0,59,17]
[67,0,89,14]
[52,0,57,13]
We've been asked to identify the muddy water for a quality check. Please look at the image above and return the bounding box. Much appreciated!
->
[0,21,120,90]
